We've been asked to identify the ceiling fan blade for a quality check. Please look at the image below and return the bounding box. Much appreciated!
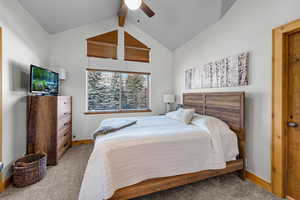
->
[140,1,155,18]
[118,0,128,16]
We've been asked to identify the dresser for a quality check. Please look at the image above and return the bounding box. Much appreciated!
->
[27,96,72,165]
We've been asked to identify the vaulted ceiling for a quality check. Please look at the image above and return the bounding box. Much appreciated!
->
[18,0,236,50]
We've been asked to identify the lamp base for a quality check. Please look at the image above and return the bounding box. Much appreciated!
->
[165,103,172,113]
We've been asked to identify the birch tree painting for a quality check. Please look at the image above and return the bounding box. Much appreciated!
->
[185,52,249,89]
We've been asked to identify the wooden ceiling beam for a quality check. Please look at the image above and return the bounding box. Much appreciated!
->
[118,0,128,27]
[118,15,126,27]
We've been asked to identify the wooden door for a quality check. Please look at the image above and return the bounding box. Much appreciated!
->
[0,27,3,191]
[287,31,300,200]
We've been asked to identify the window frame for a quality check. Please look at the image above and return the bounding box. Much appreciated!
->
[84,68,152,115]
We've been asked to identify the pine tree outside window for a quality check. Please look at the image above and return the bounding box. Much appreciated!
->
[86,69,151,113]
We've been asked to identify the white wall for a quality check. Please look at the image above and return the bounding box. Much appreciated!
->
[0,0,49,178]
[173,0,300,182]
[49,17,173,140]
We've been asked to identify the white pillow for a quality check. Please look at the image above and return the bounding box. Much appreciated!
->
[166,108,195,124]
[191,114,230,131]
[165,110,178,118]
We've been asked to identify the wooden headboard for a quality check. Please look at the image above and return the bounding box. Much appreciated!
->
[183,92,245,159]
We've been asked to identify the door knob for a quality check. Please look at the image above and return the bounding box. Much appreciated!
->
[0,162,3,172]
[288,122,298,127]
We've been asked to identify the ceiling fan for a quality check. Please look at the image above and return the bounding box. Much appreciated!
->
[118,0,155,26]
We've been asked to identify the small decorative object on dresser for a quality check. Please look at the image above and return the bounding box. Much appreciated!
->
[176,104,183,110]
[27,96,72,165]
[58,68,67,80]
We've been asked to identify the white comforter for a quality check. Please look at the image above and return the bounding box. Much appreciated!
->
[79,116,239,200]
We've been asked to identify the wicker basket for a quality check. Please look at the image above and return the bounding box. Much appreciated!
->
[13,152,47,187]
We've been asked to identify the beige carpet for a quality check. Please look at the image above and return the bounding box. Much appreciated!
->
[0,144,282,200]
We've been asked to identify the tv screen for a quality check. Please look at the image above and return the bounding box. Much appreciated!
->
[30,65,59,95]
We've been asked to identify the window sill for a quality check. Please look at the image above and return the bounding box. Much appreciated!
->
[84,109,152,115]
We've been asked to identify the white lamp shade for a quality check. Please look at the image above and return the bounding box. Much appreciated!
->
[58,68,67,80]
[125,0,142,10]
[163,94,175,103]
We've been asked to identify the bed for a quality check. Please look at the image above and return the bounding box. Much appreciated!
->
[79,92,245,200]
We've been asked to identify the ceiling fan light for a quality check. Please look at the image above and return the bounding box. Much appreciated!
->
[125,0,142,10]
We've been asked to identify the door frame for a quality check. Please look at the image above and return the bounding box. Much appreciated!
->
[0,27,3,187]
[272,18,300,198]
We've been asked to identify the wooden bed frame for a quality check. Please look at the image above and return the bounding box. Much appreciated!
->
[110,92,245,200]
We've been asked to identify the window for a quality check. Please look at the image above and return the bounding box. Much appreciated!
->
[86,69,151,113]
[86,30,118,60]
[124,32,150,63]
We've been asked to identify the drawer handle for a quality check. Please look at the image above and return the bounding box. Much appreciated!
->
[64,112,68,115]
[64,132,68,137]
[64,102,67,105]
[64,122,68,126]
[63,142,68,148]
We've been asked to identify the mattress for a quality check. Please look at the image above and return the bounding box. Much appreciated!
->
[79,115,239,200]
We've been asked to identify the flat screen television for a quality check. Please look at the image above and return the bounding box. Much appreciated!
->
[30,65,59,95]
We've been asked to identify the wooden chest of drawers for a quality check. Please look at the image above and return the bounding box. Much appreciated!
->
[27,96,72,165]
